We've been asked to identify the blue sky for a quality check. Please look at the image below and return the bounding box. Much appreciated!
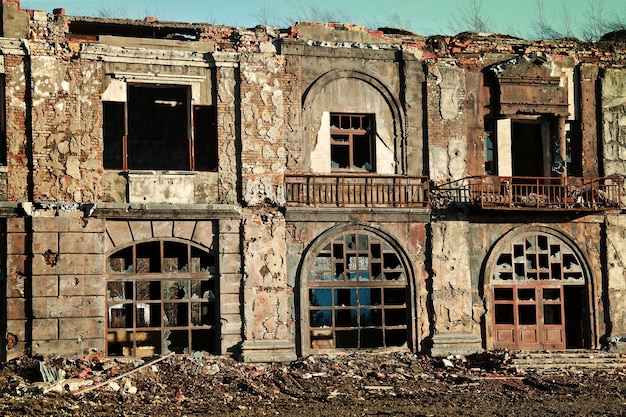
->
[20,0,626,38]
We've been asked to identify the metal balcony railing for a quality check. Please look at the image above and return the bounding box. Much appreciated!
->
[285,174,430,208]
[468,176,622,210]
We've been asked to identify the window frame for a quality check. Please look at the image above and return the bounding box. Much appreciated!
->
[330,113,376,172]
[106,240,218,357]
[307,231,408,351]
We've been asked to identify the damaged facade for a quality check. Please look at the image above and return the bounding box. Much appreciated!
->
[2,0,626,362]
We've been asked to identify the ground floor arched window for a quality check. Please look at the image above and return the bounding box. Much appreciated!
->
[489,232,589,350]
[307,231,409,351]
[106,240,218,356]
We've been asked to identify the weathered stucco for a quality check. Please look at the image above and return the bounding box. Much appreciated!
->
[3,5,626,362]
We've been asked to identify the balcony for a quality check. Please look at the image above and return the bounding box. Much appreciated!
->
[468,176,622,210]
[285,174,429,208]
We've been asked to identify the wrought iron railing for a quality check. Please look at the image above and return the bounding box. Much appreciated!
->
[468,176,622,210]
[285,174,429,208]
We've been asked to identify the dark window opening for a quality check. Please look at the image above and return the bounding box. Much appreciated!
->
[103,85,217,171]
[512,122,544,177]
[330,113,375,171]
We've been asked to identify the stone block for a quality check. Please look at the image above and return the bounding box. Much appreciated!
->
[6,298,25,319]
[192,221,215,248]
[6,319,27,343]
[219,219,240,235]
[32,218,61,233]
[59,232,104,254]
[7,254,27,274]
[32,318,59,340]
[67,218,104,233]
[173,221,195,240]
[84,254,106,275]
[7,232,26,255]
[106,221,133,247]
[7,218,25,233]
[219,230,241,254]
[220,273,242,294]
[52,253,104,275]
[129,221,153,241]
[221,334,242,354]
[221,315,242,335]
[32,252,57,275]
[32,275,59,297]
[32,339,87,358]
[219,253,242,275]
[33,295,105,319]
[6,274,26,298]
[152,221,173,238]
[33,232,59,254]
[59,317,104,340]
[59,275,105,296]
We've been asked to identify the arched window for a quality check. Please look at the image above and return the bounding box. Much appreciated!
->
[106,240,218,356]
[307,231,408,351]
[489,232,589,350]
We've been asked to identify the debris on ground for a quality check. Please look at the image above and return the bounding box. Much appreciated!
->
[1,350,625,416]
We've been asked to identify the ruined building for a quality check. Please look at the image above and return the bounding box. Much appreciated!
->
[1,0,626,362]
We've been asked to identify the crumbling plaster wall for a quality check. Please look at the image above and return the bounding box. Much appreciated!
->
[5,54,28,202]
[240,53,286,206]
[429,221,477,338]
[601,68,626,203]
[241,210,293,351]
[30,55,103,203]
[427,63,468,183]
[606,213,626,341]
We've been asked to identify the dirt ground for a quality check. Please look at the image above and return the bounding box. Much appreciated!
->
[1,351,625,417]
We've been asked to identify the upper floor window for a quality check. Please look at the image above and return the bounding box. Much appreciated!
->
[103,84,217,171]
[330,113,375,172]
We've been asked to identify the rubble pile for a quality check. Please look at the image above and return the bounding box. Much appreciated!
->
[1,351,625,416]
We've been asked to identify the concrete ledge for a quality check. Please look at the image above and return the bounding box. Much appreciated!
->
[94,203,242,219]
[285,207,431,223]
[428,333,483,357]
[240,340,297,363]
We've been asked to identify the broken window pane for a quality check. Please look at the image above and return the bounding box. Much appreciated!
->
[164,303,188,327]
[109,304,132,328]
[360,329,384,348]
[310,289,332,307]
[108,281,133,300]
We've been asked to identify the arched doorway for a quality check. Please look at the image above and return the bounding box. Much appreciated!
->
[304,229,412,352]
[486,230,591,350]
